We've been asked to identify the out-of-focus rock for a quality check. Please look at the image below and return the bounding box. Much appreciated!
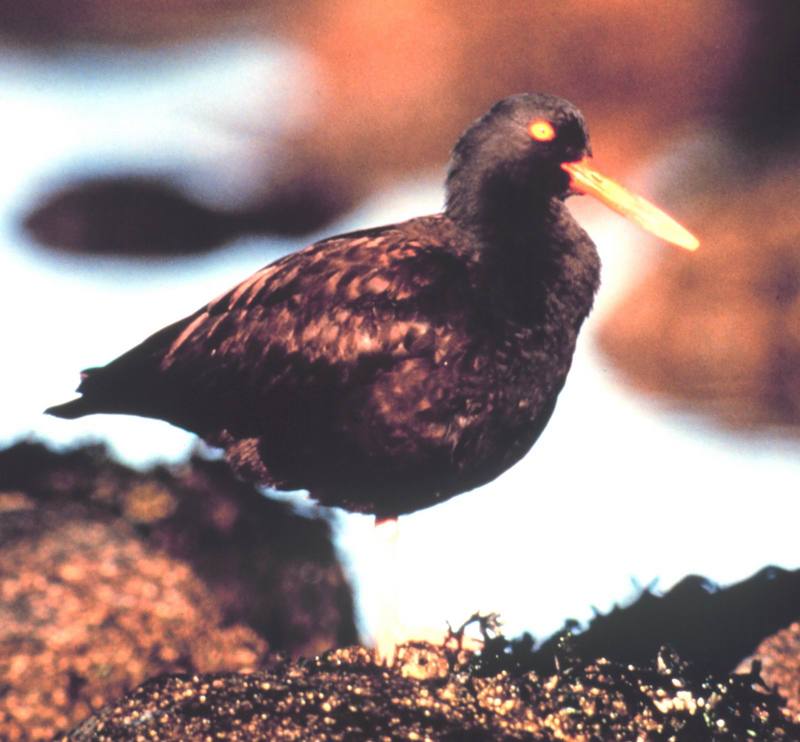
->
[0,504,268,740]
[596,3,800,434]
[23,178,241,257]
[720,2,800,150]
[740,621,800,720]
[272,0,749,183]
[62,640,799,740]
[597,160,800,432]
[0,0,272,45]
[0,441,356,740]
[23,167,355,256]
[18,1,755,256]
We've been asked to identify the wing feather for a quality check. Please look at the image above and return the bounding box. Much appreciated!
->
[51,217,476,435]
[160,223,471,384]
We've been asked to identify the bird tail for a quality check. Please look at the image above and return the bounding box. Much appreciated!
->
[45,367,121,419]
[45,313,201,424]
[45,396,96,419]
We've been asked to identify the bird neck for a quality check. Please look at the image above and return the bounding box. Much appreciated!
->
[462,200,599,327]
[449,192,566,260]
[445,153,567,245]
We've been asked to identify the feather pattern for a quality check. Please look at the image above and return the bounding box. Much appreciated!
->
[47,94,602,517]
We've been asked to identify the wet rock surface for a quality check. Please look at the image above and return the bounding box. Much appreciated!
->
[64,639,799,740]
[0,441,356,740]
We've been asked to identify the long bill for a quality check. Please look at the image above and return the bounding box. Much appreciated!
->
[561,158,699,251]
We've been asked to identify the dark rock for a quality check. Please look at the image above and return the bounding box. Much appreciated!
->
[0,0,268,45]
[23,169,356,257]
[476,568,800,682]
[63,640,800,740]
[23,177,242,257]
[721,2,800,149]
[545,568,800,678]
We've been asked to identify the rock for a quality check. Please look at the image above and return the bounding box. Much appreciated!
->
[63,639,800,740]
[597,161,800,432]
[17,1,756,255]
[0,441,356,740]
[23,177,242,257]
[741,622,800,721]
[528,567,800,679]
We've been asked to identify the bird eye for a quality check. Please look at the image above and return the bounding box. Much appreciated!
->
[528,119,556,142]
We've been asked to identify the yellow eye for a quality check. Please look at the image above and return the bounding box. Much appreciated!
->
[528,119,556,142]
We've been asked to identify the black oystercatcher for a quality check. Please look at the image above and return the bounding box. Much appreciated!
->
[47,94,698,521]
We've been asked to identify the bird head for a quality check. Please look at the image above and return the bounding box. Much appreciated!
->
[446,93,698,251]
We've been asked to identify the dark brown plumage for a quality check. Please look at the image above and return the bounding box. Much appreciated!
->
[47,94,604,518]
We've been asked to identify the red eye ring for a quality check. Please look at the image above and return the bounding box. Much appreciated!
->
[528,119,556,142]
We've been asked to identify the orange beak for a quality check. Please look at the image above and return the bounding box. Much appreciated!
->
[561,158,699,251]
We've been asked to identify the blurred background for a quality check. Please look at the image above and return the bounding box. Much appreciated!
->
[2,0,800,660]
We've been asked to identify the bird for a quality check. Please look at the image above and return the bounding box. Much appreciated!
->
[47,93,698,522]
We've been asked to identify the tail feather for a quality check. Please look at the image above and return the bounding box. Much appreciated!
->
[45,396,96,419]
[45,367,108,419]
[46,314,204,423]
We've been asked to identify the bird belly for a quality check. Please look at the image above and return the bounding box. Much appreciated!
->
[220,320,579,519]
[311,335,571,517]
